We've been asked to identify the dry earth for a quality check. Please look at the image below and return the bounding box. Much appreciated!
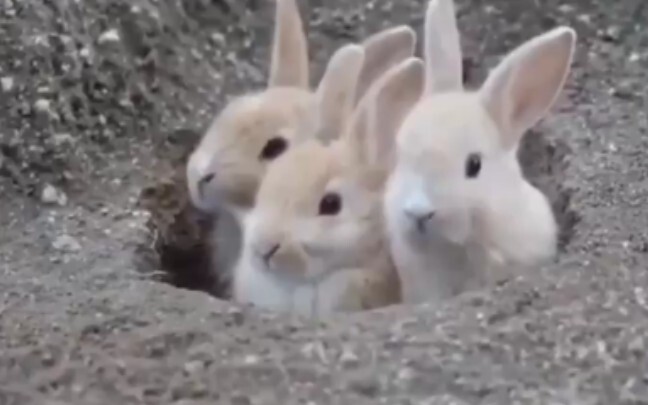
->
[1,0,647,404]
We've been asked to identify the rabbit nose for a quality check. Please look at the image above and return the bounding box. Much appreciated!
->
[197,173,216,197]
[404,209,435,231]
[262,243,281,264]
[403,191,435,231]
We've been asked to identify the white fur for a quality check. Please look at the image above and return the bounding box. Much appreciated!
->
[233,255,369,317]
[384,0,575,304]
[233,217,368,316]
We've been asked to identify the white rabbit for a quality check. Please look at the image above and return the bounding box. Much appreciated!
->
[185,0,417,286]
[233,53,425,316]
[383,0,576,304]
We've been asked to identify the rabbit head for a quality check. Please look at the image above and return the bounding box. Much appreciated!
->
[241,55,424,286]
[386,0,575,247]
[186,0,417,217]
[186,0,310,215]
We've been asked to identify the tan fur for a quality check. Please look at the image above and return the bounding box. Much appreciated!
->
[234,58,424,315]
[186,0,418,290]
[194,88,314,211]
[187,14,418,216]
[252,139,401,311]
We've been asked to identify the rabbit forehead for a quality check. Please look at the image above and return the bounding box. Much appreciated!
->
[256,141,344,213]
[398,92,499,168]
[206,88,314,155]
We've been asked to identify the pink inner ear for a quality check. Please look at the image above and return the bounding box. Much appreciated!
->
[480,28,575,148]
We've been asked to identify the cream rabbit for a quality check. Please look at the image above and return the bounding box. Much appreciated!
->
[185,0,417,282]
[233,55,425,316]
[384,0,576,304]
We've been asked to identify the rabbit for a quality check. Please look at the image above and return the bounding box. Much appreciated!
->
[232,53,425,316]
[383,0,576,304]
[185,0,418,285]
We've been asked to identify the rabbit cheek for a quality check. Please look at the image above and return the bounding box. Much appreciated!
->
[217,167,260,210]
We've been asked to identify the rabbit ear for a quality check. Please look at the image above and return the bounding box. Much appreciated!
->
[347,57,425,169]
[424,0,463,94]
[268,0,309,88]
[354,25,417,105]
[479,27,576,148]
[313,44,365,144]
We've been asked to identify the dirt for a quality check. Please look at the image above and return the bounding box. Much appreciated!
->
[1,0,647,403]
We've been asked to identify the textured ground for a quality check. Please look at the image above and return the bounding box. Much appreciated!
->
[1,0,647,404]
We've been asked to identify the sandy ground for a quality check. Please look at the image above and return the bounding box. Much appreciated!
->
[1,0,647,403]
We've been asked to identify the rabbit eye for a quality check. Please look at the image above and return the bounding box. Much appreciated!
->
[465,153,482,179]
[260,137,288,160]
[318,192,342,216]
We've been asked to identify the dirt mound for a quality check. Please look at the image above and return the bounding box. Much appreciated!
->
[1,0,647,403]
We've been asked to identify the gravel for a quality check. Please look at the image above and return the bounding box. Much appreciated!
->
[1,0,647,403]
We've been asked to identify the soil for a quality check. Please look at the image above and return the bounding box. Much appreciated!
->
[1,0,647,404]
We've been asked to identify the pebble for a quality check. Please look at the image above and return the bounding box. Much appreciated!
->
[41,184,68,206]
[98,28,120,44]
[338,345,359,368]
[1,76,14,92]
[34,98,51,113]
[52,234,81,252]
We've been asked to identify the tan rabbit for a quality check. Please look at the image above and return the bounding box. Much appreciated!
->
[233,54,425,316]
[383,0,576,303]
[185,0,417,282]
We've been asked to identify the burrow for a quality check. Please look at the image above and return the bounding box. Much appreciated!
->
[133,123,581,300]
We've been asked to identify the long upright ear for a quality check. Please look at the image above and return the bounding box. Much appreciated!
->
[479,27,576,148]
[424,0,463,95]
[313,44,365,144]
[354,25,416,105]
[346,57,425,169]
[268,0,309,88]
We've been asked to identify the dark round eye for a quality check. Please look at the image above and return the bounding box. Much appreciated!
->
[465,153,482,179]
[318,192,342,216]
[260,137,288,160]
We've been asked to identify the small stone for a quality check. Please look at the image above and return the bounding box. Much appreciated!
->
[79,46,91,59]
[338,345,359,368]
[396,367,416,389]
[183,360,204,374]
[98,28,120,44]
[52,234,81,253]
[52,133,73,146]
[41,184,67,206]
[34,98,51,113]
[600,26,621,42]
[558,4,574,13]
[1,76,14,92]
